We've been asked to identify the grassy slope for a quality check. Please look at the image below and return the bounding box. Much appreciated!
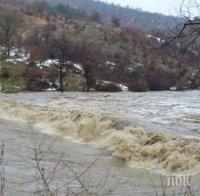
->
[0,62,26,92]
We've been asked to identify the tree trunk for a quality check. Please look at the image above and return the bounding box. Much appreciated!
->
[5,32,10,57]
[190,69,200,89]
[85,70,90,92]
[7,43,10,57]
[59,65,64,93]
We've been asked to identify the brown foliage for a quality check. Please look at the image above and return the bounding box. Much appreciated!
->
[89,11,102,23]
[23,64,58,91]
[147,67,179,91]
[128,79,148,92]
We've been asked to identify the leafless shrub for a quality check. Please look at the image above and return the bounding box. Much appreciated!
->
[162,0,200,51]
[5,127,126,195]
[0,124,199,195]
[0,143,5,196]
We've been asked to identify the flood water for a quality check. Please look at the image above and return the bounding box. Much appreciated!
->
[1,90,199,137]
[0,91,200,195]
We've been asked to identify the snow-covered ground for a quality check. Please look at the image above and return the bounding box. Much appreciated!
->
[5,48,30,63]
[0,47,83,71]
[38,59,59,67]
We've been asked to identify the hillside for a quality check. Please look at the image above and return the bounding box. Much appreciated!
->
[1,0,183,30]
[0,0,199,93]
[43,0,183,30]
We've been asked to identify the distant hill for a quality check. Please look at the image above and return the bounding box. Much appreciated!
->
[44,0,183,30]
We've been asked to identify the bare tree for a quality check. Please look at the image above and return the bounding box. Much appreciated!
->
[89,11,102,23]
[162,0,200,89]
[50,29,73,93]
[0,7,23,57]
[111,15,121,27]
[25,25,71,93]
[163,0,199,50]
[41,24,56,46]
[72,38,103,92]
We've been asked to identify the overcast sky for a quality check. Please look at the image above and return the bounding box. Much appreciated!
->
[101,0,184,16]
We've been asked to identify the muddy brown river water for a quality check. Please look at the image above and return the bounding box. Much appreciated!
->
[0,91,199,136]
[0,91,199,195]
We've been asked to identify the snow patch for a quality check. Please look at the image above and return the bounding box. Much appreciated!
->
[5,48,30,63]
[97,80,128,91]
[119,84,128,91]
[45,88,57,92]
[74,63,83,71]
[147,34,163,43]
[170,87,177,91]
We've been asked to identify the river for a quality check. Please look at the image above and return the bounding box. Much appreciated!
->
[0,90,199,137]
[0,91,199,195]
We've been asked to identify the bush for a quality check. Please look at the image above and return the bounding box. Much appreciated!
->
[0,50,8,61]
[26,80,50,91]
[128,79,148,92]
[23,66,58,91]
[176,69,200,90]
[0,67,10,78]
[147,66,178,91]
[27,61,37,67]
[0,80,20,93]
[64,84,79,91]
[95,81,122,92]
